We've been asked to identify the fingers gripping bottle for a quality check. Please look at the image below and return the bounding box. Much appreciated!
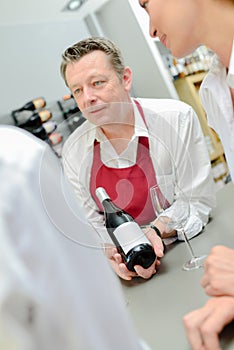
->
[95,187,156,272]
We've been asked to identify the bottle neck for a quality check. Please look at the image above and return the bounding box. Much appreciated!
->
[102,198,121,214]
[96,187,110,202]
[19,101,34,112]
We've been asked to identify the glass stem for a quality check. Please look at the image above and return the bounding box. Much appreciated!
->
[180,228,196,259]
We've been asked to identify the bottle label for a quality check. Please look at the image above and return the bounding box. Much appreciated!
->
[114,222,151,254]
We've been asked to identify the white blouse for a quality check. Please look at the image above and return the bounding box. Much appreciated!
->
[200,40,234,181]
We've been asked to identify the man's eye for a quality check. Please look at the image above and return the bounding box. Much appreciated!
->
[74,88,81,95]
[94,81,103,86]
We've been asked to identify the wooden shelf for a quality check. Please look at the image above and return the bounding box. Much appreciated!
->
[174,73,227,183]
[174,73,208,134]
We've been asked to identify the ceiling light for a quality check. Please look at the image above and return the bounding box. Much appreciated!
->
[63,0,87,12]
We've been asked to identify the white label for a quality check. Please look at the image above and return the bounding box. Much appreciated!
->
[114,222,151,254]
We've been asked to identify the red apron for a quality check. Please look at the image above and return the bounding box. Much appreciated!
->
[90,101,157,225]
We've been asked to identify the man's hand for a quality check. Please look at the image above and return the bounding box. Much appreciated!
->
[105,227,164,281]
[183,296,234,350]
[201,245,234,296]
[151,218,177,239]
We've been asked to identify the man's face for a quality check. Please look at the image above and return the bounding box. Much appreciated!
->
[65,50,132,126]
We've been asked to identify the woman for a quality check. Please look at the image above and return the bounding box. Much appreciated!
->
[139,0,234,180]
[138,1,234,349]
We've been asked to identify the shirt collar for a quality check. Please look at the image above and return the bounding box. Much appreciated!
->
[91,99,149,143]
[95,127,107,143]
[132,98,149,138]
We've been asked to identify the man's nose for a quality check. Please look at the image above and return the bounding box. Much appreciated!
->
[83,87,97,105]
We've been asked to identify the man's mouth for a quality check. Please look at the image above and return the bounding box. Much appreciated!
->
[86,105,106,114]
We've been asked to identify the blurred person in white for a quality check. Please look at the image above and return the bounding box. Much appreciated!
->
[0,125,150,350]
[138,0,234,348]
[61,37,215,281]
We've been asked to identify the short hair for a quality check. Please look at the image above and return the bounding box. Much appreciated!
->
[60,37,125,86]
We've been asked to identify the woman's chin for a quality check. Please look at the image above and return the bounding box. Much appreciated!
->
[171,45,198,59]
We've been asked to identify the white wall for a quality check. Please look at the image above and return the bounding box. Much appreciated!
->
[92,0,178,99]
[0,0,177,123]
[0,19,89,121]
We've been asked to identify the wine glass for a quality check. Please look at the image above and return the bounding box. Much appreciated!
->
[150,182,207,271]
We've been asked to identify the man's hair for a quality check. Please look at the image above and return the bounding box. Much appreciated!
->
[60,37,125,86]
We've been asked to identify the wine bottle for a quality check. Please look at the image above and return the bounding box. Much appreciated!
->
[95,187,156,272]
[63,94,74,101]
[49,132,63,146]
[31,125,49,141]
[17,97,46,112]
[19,110,52,130]
[43,121,57,135]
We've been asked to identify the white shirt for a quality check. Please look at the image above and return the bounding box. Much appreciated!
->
[0,126,145,350]
[62,98,216,243]
[200,40,234,181]
[227,40,234,89]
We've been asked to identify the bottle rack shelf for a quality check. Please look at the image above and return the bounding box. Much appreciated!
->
[174,73,228,187]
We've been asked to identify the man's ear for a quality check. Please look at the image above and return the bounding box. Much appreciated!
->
[122,66,133,92]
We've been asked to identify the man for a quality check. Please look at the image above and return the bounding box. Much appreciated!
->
[61,37,215,281]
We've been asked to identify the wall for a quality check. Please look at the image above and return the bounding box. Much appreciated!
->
[91,0,178,99]
[0,19,90,122]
